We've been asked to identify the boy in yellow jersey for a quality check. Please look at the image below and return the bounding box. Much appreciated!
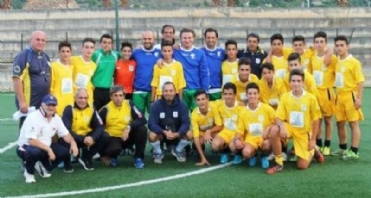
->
[231,83,275,169]
[50,41,74,116]
[222,39,239,85]
[151,41,186,102]
[283,53,319,100]
[309,31,337,155]
[99,85,147,168]
[211,83,245,164]
[258,62,287,109]
[332,35,364,160]
[62,88,110,171]
[71,38,97,107]
[265,33,288,79]
[267,69,324,174]
[231,58,259,103]
[191,90,223,166]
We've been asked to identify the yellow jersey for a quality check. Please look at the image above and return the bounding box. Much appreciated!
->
[151,60,186,96]
[236,103,275,138]
[283,47,315,71]
[276,91,321,133]
[102,100,132,137]
[231,74,259,102]
[283,70,319,100]
[258,76,288,107]
[335,55,365,94]
[50,60,74,116]
[191,102,222,138]
[217,100,245,132]
[270,56,288,79]
[308,54,337,89]
[71,56,97,105]
[221,60,239,85]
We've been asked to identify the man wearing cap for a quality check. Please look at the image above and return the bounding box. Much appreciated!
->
[62,88,110,171]
[16,94,78,183]
[238,33,267,78]
[12,31,51,129]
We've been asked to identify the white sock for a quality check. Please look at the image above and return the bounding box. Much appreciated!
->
[176,139,190,153]
[150,140,162,154]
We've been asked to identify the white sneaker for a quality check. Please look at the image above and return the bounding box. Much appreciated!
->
[34,161,51,178]
[92,153,100,160]
[24,170,36,183]
[267,152,275,160]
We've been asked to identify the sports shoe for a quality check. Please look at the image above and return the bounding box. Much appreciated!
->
[232,155,242,165]
[220,154,229,164]
[24,170,36,183]
[109,157,119,167]
[321,146,331,156]
[127,148,135,156]
[267,153,275,161]
[78,158,94,171]
[34,161,51,178]
[249,156,257,167]
[289,155,297,162]
[266,165,283,175]
[331,149,346,156]
[58,162,64,169]
[261,156,269,169]
[153,152,164,164]
[172,149,186,162]
[341,149,359,160]
[134,158,145,169]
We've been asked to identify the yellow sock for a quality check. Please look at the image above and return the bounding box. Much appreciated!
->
[275,154,283,166]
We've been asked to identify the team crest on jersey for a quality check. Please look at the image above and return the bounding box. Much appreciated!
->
[190,53,195,59]
[303,59,309,66]
[154,52,159,57]
[258,115,264,122]
[208,118,214,124]
[301,105,307,112]
[217,51,221,57]
[89,70,94,75]
[321,64,327,71]
[85,116,90,123]
[340,66,345,73]
[125,116,131,122]
[255,58,261,64]
[13,66,21,73]
[129,65,134,72]
[231,114,237,121]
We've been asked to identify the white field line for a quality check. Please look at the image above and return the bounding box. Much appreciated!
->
[6,162,233,198]
[0,118,13,121]
[0,141,17,154]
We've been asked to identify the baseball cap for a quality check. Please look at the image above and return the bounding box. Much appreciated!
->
[42,94,58,106]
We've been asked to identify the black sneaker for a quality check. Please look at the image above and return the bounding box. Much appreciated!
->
[63,162,74,173]
[78,158,94,171]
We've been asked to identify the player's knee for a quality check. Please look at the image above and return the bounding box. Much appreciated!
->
[148,132,159,142]
[211,139,222,151]
[336,121,346,128]
[185,131,193,141]
[228,142,236,152]
[349,121,360,131]
[261,141,271,153]
[324,117,332,126]
[296,160,309,170]
[242,148,253,158]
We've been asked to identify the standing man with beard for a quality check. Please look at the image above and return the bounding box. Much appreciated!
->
[91,34,120,110]
[12,31,51,129]
[200,28,225,101]
[238,33,267,79]
[132,31,161,114]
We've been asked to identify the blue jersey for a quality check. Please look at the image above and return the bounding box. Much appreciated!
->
[173,47,209,91]
[13,47,51,109]
[201,47,225,89]
[132,47,161,92]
